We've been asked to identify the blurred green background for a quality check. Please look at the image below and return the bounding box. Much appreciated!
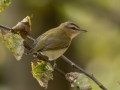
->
[0,0,120,90]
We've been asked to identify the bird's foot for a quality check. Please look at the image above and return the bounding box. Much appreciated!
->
[33,52,39,57]
[53,60,57,69]
[24,50,30,55]
[24,50,32,55]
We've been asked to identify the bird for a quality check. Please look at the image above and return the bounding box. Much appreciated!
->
[28,21,87,67]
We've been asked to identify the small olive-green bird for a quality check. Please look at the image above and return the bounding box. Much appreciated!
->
[28,21,87,64]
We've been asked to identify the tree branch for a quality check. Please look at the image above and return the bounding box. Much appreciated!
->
[0,24,11,30]
[61,55,107,90]
[0,24,108,90]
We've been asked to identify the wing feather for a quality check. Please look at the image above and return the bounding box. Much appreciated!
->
[29,28,71,54]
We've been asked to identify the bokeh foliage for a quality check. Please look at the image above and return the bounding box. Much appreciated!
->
[0,0,120,90]
[0,0,11,12]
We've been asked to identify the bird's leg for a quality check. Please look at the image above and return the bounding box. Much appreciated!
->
[53,60,57,68]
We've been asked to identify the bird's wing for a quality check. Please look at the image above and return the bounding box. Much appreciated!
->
[28,32,47,54]
[29,29,71,54]
[32,33,46,47]
[39,36,71,52]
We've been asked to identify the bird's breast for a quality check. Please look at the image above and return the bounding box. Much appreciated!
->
[40,48,67,61]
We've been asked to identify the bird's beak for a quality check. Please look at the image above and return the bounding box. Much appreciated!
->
[79,28,87,32]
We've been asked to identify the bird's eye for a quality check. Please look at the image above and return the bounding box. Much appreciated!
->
[70,27,76,30]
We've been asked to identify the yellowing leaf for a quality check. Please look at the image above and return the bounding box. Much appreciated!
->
[31,59,53,89]
[0,29,24,60]
[66,72,92,90]
[0,0,11,12]
[12,16,32,39]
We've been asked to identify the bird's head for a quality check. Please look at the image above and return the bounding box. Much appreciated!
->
[59,21,87,39]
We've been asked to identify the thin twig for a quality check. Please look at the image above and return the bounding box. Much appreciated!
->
[0,24,11,30]
[50,67,81,90]
[0,24,108,90]
[61,55,107,90]
[27,35,35,41]
[54,67,66,77]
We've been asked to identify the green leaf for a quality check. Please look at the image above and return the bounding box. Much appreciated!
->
[31,59,53,89]
[66,72,92,90]
[0,29,24,60]
[0,0,11,12]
